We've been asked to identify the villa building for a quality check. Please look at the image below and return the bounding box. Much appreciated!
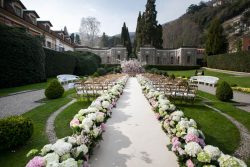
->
[138,46,204,66]
[0,0,205,66]
[75,45,128,64]
[0,0,75,51]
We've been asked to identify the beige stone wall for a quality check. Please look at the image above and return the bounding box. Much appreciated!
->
[138,47,204,66]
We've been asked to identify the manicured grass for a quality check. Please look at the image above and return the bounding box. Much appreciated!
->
[198,91,250,132]
[0,78,54,97]
[55,100,92,138]
[178,102,240,154]
[167,69,250,88]
[0,91,73,167]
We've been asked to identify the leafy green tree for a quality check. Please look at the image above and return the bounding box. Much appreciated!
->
[135,0,163,52]
[70,33,75,43]
[205,19,228,56]
[75,34,81,45]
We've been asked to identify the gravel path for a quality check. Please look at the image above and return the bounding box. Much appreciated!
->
[204,103,250,161]
[203,67,250,76]
[198,84,250,112]
[0,89,45,118]
[90,78,178,167]
[46,99,77,144]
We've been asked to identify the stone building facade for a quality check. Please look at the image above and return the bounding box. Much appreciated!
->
[138,46,204,66]
[75,45,128,64]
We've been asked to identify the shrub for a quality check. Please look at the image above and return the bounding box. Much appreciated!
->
[97,68,107,76]
[170,74,176,80]
[45,79,64,99]
[44,49,76,77]
[92,72,99,77]
[216,81,233,101]
[0,24,46,88]
[0,116,33,150]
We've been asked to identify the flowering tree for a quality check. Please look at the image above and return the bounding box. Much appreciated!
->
[121,59,144,74]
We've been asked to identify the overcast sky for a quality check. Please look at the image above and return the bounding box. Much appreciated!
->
[22,0,206,36]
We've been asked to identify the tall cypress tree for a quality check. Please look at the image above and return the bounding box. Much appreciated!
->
[205,18,228,55]
[121,22,132,57]
[134,0,163,54]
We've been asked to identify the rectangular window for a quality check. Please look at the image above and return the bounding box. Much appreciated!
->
[14,6,22,17]
[171,57,174,64]
[30,15,36,24]
[47,41,51,48]
[157,57,160,64]
[187,56,191,64]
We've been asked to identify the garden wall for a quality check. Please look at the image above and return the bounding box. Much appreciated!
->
[207,51,250,72]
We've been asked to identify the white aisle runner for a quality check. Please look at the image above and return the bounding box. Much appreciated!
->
[90,77,178,167]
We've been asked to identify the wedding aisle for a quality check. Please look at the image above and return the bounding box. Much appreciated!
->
[90,77,178,167]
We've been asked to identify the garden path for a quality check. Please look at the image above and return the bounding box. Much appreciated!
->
[203,67,250,77]
[0,85,71,118]
[46,99,77,143]
[198,84,250,112]
[89,77,178,167]
[0,89,44,118]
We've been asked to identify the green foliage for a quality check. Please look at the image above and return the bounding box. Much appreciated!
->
[207,51,250,72]
[135,0,163,52]
[44,49,76,77]
[216,81,233,101]
[92,72,99,77]
[65,51,101,76]
[0,24,46,88]
[170,74,176,80]
[121,22,132,57]
[0,116,33,151]
[45,79,64,99]
[205,19,228,56]
[97,68,107,76]
[75,34,81,45]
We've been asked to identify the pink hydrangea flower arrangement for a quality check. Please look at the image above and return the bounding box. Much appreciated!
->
[26,156,45,167]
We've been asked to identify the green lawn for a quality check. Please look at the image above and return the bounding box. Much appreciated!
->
[0,91,73,167]
[167,69,250,88]
[198,91,250,132]
[176,99,240,154]
[0,78,54,97]
[55,100,92,138]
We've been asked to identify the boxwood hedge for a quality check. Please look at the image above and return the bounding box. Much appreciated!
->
[207,51,250,72]
[0,24,46,88]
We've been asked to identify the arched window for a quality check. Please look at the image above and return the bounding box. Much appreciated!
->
[117,55,120,60]
[177,56,180,64]
[107,57,110,64]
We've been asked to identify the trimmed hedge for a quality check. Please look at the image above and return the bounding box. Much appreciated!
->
[45,79,64,99]
[0,116,33,150]
[207,51,250,72]
[145,65,200,71]
[66,51,101,76]
[0,24,46,88]
[44,49,76,78]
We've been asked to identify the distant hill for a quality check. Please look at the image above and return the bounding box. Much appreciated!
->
[162,0,250,49]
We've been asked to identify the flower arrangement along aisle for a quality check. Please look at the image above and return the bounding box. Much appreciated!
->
[26,75,128,167]
[137,75,246,167]
[121,59,144,75]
